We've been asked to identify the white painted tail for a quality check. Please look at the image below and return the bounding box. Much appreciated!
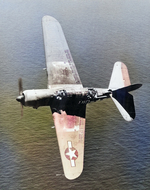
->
[108,62,131,91]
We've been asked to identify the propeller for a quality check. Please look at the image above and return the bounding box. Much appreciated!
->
[16,78,24,116]
[18,78,23,95]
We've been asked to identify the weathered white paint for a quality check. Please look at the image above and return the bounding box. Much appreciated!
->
[42,16,83,88]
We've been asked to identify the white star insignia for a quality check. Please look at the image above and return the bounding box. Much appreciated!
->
[66,148,77,160]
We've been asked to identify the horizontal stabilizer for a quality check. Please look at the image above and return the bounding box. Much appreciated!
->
[117,83,142,93]
[110,88,135,121]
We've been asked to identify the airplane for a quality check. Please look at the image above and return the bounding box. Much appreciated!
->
[16,15,142,180]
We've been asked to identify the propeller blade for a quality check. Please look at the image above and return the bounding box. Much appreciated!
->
[18,78,23,95]
[21,104,23,117]
[18,78,24,117]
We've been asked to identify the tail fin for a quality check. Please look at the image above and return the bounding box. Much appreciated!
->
[109,62,142,121]
[108,62,131,90]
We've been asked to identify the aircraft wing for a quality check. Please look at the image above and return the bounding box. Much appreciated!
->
[42,16,86,179]
[50,90,86,179]
[53,111,85,180]
[42,16,82,88]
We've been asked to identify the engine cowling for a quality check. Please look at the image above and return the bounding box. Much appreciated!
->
[17,89,54,108]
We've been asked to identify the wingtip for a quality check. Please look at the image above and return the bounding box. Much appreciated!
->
[63,161,83,180]
[64,170,83,180]
[42,15,58,22]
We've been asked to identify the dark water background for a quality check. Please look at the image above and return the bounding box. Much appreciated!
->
[0,0,150,189]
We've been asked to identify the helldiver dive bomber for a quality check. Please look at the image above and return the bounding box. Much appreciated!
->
[16,16,142,180]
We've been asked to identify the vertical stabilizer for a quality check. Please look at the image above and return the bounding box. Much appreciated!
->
[108,62,131,90]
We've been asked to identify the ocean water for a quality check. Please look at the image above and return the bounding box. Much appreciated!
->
[0,0,150,189]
